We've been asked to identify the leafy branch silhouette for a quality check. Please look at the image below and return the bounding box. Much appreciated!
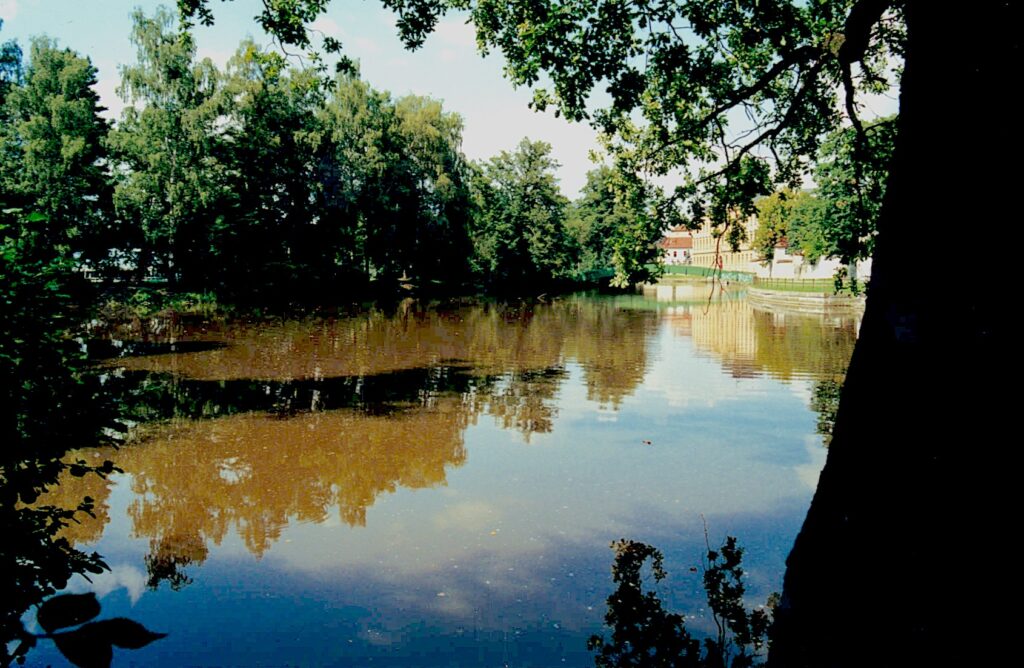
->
[589,536,775,668]
[7,593,165,668]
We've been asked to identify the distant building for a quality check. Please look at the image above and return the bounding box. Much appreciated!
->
[657,218,762,273]
[658,231,693,264]
[689,216,760,273]
[753,239,873,281]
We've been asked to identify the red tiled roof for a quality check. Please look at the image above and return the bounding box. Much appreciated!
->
[659,236,693,249]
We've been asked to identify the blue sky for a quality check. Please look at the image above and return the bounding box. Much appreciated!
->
[0,0,601,195]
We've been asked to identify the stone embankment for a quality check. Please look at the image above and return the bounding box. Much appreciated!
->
[746,287,866,316]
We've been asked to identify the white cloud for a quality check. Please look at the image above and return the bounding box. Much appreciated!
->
[795,434,828,489]
[432,500,499,531]
[310,16,343,39]
[433,19,475,48]
[460,104,601,196]
[354,36,382,55]
[67,563,148,605]
[196,45,234,70]
[0,0,19,21]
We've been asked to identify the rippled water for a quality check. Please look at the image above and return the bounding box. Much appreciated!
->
[33,288,858,666]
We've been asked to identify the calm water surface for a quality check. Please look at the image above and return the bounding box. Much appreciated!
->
[33,288,857,666]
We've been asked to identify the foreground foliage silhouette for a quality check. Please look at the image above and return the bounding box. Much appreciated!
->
[0,211,116,665]
[8,593,164,668]
[589,537,772,668]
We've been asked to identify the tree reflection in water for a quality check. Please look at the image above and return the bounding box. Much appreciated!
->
[23,294,856,663]
[589,536,773,668]
[47,297,663,590]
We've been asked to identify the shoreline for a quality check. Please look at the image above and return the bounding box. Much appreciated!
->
[746,286,866,317]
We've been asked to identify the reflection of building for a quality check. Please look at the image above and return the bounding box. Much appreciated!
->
[689,300,759,377]
[647,282,720,302]
[682,298,859,380]
[663,306,693,339]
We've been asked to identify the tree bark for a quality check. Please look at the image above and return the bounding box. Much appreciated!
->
[771,2,1020,665]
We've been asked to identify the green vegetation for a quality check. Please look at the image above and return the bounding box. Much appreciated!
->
[660,265,754,282]
[568,166,661,286]
[470,138,573,290]
[753,118,896,290]
[1,3,903,307]
[2,9,636,312]
[0,37,111,261]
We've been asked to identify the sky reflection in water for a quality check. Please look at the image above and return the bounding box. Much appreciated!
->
[35,290,857,666]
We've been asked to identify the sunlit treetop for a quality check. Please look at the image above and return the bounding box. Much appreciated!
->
[178,0,904,282]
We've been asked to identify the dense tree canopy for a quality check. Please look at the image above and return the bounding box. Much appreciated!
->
[179,1,904,279]
[811,114,895,266]
[107,7,227,286]
[102,8,543,300]
[215,39,325,298]
[566,166,625,278]
[470,138,572,289]
[1,37,111,259]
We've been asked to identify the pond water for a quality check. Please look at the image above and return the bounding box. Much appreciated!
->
[30,287,857,667]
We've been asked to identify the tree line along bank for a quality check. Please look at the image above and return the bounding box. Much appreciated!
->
[0,9,642,308]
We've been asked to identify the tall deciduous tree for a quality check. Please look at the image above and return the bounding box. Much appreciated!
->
[392,93,474,285]
[812,114,895,268]
[216,40,325,301]
[753,189,828,265]
[567,166,634,278]
[567,164,662,284]
[0,20,21,107]
[0,37,111,260]
[315,75,392,284]
[316,75,473,288]
[108,7,226,287]
[471,138,572,289]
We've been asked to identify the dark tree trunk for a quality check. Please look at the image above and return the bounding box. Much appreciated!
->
[771,2,1019,665]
